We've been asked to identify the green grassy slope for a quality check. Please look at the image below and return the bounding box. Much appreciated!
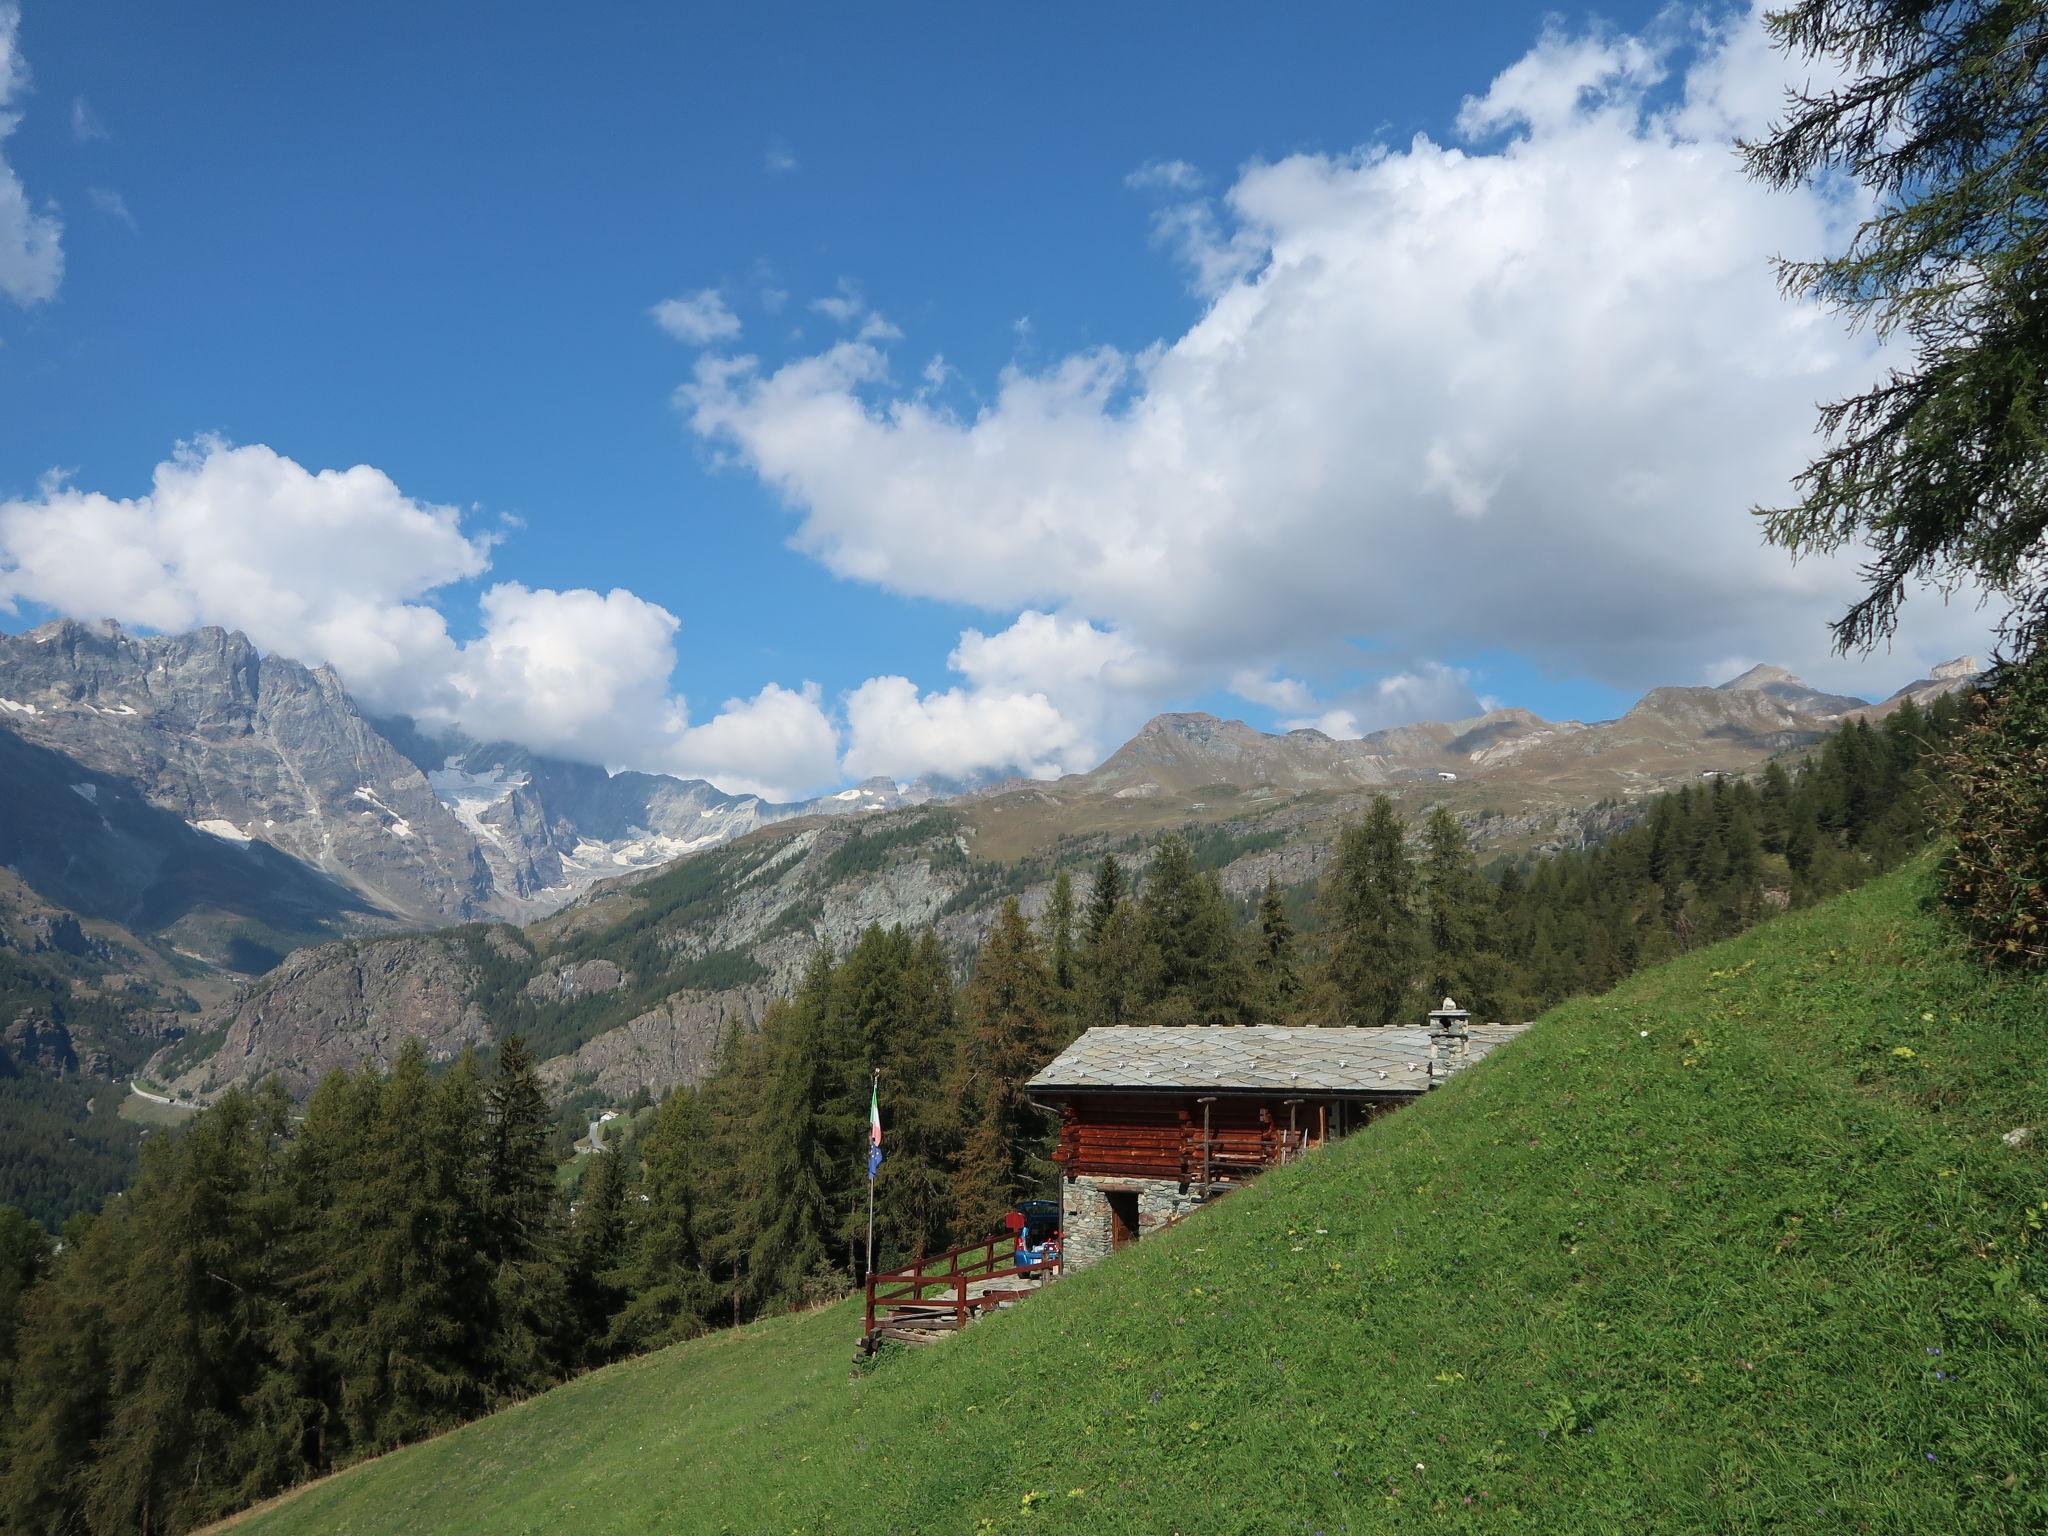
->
[226,861,2047,1536]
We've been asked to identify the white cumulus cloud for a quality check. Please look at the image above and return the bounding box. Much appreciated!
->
[672,681,840,800]
[842,675,1080,785]
[836,611,1175,785]
[0,439,490,706]
[0,4,62,307]
[683,3,1997,725]
[0,439,843,799]
[651,288,742,345]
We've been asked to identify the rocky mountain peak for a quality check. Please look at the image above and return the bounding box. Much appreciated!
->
[1718,663,1801,691]
[1931,656,1977,681]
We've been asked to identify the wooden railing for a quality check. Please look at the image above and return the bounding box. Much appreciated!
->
[861,1233,1057,1350]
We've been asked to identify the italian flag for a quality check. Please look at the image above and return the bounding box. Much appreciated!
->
[867,1081,883,1181]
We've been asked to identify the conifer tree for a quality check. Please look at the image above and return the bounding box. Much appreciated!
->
[831,925,914,1073]
[951,900,1057,1234]
[0,1205,127,1530]
[568,1141,630,1362]
[1744,0,2048,659]
[696,1026,768,1327]
[1139,834,1249,1025]
[608,1089,714,1352]
[1083,853,1125,946]
[81,1089,285,1534]
[1316,796,1422,1027]
[1043,868,1077,993]
[324,1040,488,1451]
[480,1038,572,1397]
[874,931,964,1263]
[265,1061,380,1475]
[0,1204,48,1426]
[1419,807,1505,1015]
[745,979,849,1308]
[1250,874,1301,1019]
[483,1040,556,1242]
[1079,897,1147,1028]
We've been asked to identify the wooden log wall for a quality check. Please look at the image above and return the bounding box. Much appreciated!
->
[1051,1095,1331,1182]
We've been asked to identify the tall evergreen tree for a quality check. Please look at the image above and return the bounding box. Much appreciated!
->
[874,932,965,1263]
[567,1141,631,1362]
[951,900,1057,1234]
[745,968,851,1307]
[1419,807,1504,1015]
[1316,796,1422,1027]
[1138,834,1248,1026]
[0,1206,127,1531]
[1249,874,1301,1020]
[480,1038,571,1398]
[80,1088,286,1534]
[1043,868,1077,993]
[695,1026,769,1327]
[325,1041,489,1452]
[0,1204,49,1427]
[1083,853,1125,947]
[831,925,915,1075]
[1079,897,1147,1028]
[608,1089,714,1353]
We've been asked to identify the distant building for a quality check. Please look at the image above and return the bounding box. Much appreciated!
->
[1027,1000,1528,1270]
[1436,770,1459,782]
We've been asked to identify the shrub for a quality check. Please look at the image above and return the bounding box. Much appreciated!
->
[1938,655,2048,968]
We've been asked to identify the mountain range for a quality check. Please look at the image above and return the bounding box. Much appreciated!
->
[0,617,1977,1115]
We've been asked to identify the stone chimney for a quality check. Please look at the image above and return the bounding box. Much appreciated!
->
[1427,996,1471,1079]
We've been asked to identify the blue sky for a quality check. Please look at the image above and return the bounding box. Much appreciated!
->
[0,3,1998,796]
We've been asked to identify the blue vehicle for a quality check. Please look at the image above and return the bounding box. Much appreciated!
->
[1009,1198,1062,1271]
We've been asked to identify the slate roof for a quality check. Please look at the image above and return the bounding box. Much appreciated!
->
[1027,1023,1532,1096]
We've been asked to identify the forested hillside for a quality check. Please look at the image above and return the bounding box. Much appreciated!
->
[0,702,1965,1533]
[213,860,2048,1535]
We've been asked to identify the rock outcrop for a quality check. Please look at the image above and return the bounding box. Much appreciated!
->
[171,932,490,1099]
[0,621,494,924]
[536,987,772,1103]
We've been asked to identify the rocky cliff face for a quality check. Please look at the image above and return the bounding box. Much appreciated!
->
[534,987,771,1103]
[173,931,494,1099]
[0,621,494,924]
[1859,656,1981,719]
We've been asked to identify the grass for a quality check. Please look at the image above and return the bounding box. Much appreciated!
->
[222,860,2047,1534]
[116,1086,200,1128]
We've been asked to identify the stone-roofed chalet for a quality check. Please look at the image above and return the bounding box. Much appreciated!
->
[1028,1001,1529,1269]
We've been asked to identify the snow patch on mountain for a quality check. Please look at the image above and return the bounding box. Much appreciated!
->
[349,785,415,840]
[426,761,526,849]
[556,829,725,881]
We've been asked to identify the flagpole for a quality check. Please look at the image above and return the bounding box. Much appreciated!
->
[865,1067,880,1281]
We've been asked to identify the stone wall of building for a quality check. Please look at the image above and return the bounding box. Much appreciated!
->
[1060,1173,1207,1271]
